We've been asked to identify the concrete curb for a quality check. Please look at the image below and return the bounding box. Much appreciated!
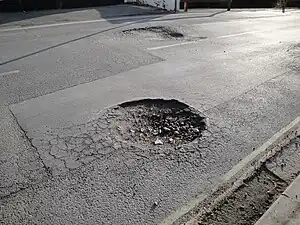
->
[160,116,300,225]
[255,174,300,225]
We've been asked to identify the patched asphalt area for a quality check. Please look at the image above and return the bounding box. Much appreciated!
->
[1,99,233,225]
[30,99,209,176]
[3,69,300,225]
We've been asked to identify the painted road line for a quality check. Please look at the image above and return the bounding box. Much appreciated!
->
[217,31,258,38]
[0,17,267,33]
[1,8,297,33]
[0,70,20,77]
[0,14,164,33]
[0,12,227,33]
[216,24,300,39]
[0,19,113,32]
[148,31,259,51]
[0,11,294,33]
[147,41,198,51]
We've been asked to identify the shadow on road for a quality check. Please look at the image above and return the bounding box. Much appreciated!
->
[0,4,167,26]
[0,7,229,66]
[0,14,165,66]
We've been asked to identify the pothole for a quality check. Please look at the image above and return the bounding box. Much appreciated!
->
[116,99,206,145]
[35,99,208,175]
[122,26,185,39]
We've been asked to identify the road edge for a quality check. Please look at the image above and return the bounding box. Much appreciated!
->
[255,173,300,225]
[0,11,171,32]
[160,116,300,225]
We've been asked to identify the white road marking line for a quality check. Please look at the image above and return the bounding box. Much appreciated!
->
[148,30,260,50]
[0,70,20,76]
[0,17,259,33]
[0,19,108,32]
[147,41,198,51]
[216,31,257,38]
[0,12,226,33]
[0,14,162,32]
[0,10,291,33]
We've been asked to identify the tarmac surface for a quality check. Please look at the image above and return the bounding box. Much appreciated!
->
[1,5,300,225]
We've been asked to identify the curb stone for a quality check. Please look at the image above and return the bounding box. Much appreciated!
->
[255,174,300,225]
[160,116,300,225]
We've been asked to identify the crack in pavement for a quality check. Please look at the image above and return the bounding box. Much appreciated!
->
[9,108,52,177]
[22,100,230,177]
[0,106,50,199]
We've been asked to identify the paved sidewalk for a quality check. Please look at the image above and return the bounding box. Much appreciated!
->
[255,174,300,225]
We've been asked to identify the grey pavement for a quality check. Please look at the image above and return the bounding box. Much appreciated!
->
[1,7,300,225]
[0,105,48,198]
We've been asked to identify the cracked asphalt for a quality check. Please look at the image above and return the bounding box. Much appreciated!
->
[29,99,208,176]
[1,6,300,225]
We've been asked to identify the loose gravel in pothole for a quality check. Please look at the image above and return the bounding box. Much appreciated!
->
[122,26,185,39]
[117,99,206,146]
[33,99,209,175]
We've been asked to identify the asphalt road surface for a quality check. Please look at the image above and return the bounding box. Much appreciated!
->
[0,7,300,225]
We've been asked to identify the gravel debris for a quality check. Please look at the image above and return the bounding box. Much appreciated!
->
[122,26,184,39]
[154,139,164,145]
[118,99,206,145]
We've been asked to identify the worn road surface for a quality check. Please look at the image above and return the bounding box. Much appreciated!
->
[0,6,300,225]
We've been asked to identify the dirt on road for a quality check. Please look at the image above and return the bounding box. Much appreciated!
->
[191,135,300,225]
